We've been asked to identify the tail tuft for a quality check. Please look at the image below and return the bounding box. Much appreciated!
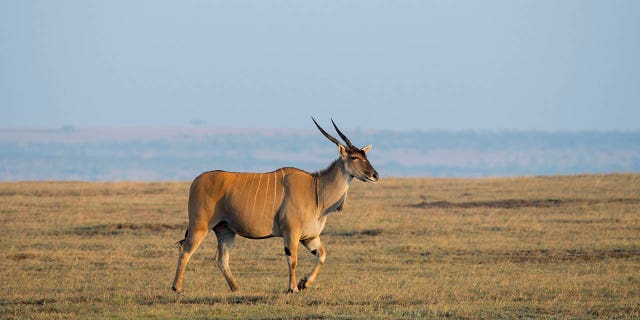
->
[175,229,188,249]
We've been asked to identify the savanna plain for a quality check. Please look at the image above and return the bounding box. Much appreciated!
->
[1,174,639,319]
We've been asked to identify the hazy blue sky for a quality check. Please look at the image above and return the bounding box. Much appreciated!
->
[2,1,639,131]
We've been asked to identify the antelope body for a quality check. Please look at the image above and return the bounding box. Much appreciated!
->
[172,119,379,293]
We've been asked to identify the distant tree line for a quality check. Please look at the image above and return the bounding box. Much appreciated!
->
[1,129,638,180]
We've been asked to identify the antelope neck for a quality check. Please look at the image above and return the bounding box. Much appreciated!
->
[314,159,353,215]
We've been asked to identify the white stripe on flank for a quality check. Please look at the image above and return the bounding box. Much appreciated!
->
[280,169,286,205]
[245,174,256,211]
[271,170,278,215]
[237,173,248,196]
[271,171,278,213]
[262,173,270,216]
[252,174,262,213]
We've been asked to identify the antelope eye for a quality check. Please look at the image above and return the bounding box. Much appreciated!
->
[349,156,359,160]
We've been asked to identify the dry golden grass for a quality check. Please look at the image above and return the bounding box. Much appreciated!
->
[1,174,639,319]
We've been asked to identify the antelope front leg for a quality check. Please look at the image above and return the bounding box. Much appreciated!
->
[283,234,300,293]
[298,237,326,290]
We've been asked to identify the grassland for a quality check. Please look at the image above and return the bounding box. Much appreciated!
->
[1,174,639,319]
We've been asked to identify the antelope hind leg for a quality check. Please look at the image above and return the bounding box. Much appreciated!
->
[172,227,208,293]
[213,224,240,292]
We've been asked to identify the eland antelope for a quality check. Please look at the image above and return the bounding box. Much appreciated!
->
[172,118,379,293]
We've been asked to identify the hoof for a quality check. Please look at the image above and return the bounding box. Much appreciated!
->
[172,286,183,294]
[287,288,299,293]
[297,277,308,290]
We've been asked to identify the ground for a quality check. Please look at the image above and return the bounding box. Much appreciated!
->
[1,174,639,319]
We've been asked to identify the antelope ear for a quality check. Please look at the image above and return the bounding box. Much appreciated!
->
[362,144,372,153]
[338,144,348,159]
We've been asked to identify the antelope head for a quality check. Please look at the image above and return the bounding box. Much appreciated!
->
[312,118,379,183]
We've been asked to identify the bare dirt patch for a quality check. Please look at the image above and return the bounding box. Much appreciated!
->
[439,248,640,263]
[64,223,184,236]
[325,228,385,237]
[6,253,37,261]
[405,198,640,209]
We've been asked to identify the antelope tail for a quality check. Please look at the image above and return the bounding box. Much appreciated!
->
[175,229,189,249]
